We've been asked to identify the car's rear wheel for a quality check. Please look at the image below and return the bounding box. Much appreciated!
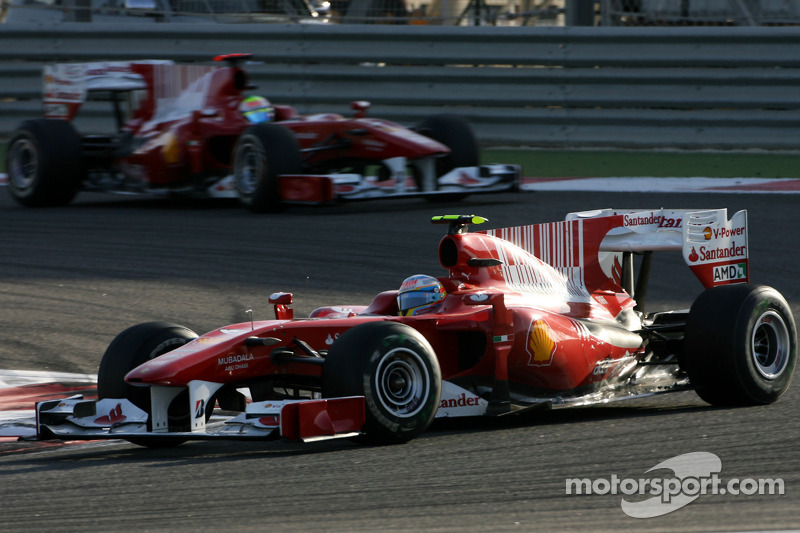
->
[682,284,797,406]
[233,123,303,213]
[97,321,199,447]
[6,119,85,207]
[322,321,442,444]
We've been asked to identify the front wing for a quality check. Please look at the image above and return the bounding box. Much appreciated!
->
[207,164,521,203]
[36,396,366,443]
[32,376,692,444]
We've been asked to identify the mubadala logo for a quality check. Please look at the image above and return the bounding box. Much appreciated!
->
[217,353,254,366]
[713,262,747,282]
[565,452,784,518]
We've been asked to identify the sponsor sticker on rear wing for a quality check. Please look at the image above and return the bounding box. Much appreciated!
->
[682,209,748,287]
[567,208,749,288]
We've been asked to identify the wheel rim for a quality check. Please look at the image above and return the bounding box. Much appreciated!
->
[234,140,264,195]
[751,310,791,380]
[8,138,38,192]
[375,347,431,418]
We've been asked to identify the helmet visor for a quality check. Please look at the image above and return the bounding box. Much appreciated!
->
[398,291,440,314]
[243,109,272,123]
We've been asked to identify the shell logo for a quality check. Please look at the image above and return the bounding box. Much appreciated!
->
[526,319,556,366]
[703,227,712,240]
[159,132,180,165]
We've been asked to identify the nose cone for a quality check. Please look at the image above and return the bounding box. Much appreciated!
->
[123,325,261,386]
[123,321,292,386]
[124,342,201,386]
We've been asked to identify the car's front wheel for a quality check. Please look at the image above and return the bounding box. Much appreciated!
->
[322,321,442,444]
[97,321,199,447]
[682,284,797,406]
[414,114,479,201]
[233,123,303,213]
[415,114,479,176]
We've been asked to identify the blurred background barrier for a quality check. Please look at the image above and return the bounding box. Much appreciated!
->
[1,21,800,149]
[5,0,800,25]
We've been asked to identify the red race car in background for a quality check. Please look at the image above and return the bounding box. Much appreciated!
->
[5,54,519,212]
[35,209,796,446]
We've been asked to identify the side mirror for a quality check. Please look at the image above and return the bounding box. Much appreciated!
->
[269,292,293,305]
[351,100,370,118]
[269,292,293,320]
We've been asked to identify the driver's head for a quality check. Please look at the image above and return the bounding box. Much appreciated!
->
[397,275,446,316]
[240,96,275,123]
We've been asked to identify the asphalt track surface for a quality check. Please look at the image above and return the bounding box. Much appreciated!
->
[1,188,799,532]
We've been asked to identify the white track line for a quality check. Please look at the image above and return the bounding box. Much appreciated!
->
[521,177,800,194]
[0,370,97,440]
[0,369,97,388]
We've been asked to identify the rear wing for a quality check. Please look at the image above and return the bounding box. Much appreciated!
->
[566,208,749,288]
[478,208,748,315]
[43,60,173,121]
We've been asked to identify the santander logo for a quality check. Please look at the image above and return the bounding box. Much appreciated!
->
[456,171,481,185]
[439,393,481,409]
[94,403,126,425]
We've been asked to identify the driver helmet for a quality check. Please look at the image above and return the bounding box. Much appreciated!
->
[397,275,446,316]
[240,96,275,123]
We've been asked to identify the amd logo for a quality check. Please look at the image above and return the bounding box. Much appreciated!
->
[713,263,747,282]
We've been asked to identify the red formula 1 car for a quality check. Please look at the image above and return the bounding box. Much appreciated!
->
[36,210,796,446]
[4,54,519,212]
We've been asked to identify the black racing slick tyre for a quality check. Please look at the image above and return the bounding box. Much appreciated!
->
[322,321,442,444]
[682,284,797,406]
[233,123,303,213]
[415,114,479,175]
[6,119,85,207]
[97,322,199,447]
[414,114,479,201]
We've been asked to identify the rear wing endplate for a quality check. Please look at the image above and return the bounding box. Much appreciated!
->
[567,208,749,288]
